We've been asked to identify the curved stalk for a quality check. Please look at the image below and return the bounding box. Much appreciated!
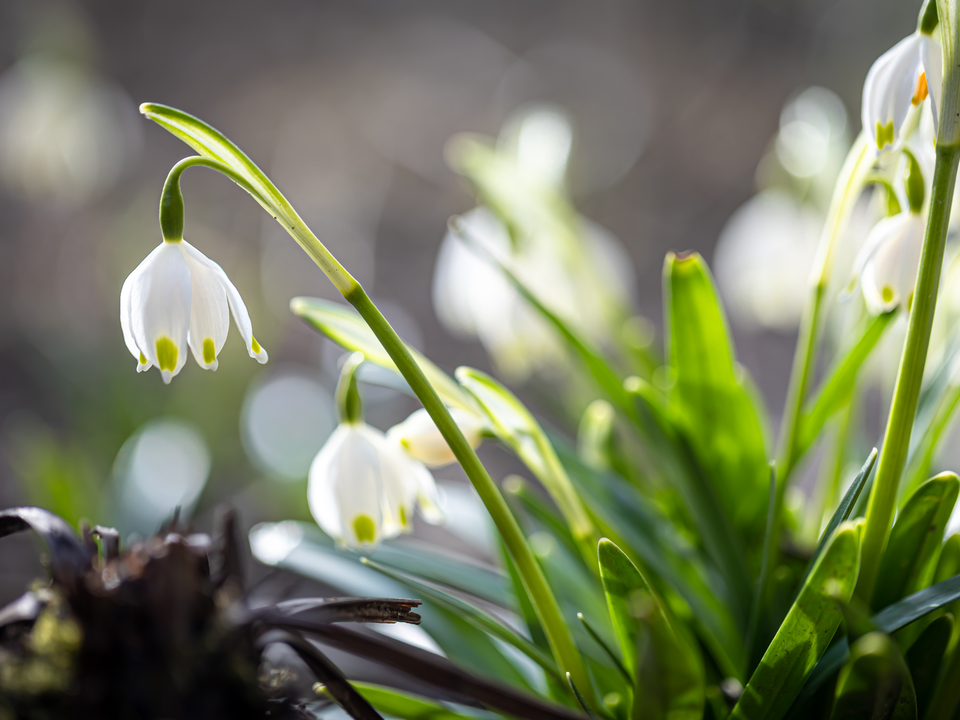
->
[157,153,594,707]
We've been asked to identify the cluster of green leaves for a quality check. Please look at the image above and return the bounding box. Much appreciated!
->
[139,103,960,720]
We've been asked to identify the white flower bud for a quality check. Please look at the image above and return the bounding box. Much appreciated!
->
[387,408,483,468]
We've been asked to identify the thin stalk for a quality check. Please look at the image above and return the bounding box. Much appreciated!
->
[160,154,594,706]
[344,286,594,706]
[856,144,960,601]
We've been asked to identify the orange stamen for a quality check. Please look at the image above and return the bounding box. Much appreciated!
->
[913,72,929,105]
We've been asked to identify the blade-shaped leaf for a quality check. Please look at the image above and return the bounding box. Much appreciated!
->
[789,573,960,715]
[872,473,959,612]
[455,367,595,555]
[663,252,770,532]
[731,521,862,720]
[905,613,953,718]
[797,311,897,456]
[360,557,561,680]
[348,682,498,720]
[290,297,473,412]
[797,449,877,591]
[598,538,705,720]
[829,632,916,720]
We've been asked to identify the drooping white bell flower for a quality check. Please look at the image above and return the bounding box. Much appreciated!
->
[862,30,941,152]
[850,149,927,314]
[853,211,926,314]
[386,407,483,468]
[120,239,267,383]
[307,353,445,550]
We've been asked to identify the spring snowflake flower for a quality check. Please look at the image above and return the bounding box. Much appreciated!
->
[120,239,267,383]
[862,30,941,152]
[387,407,483,468]
[307,354,445,550]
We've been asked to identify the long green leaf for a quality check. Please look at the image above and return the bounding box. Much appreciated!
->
[663,252,770,533]
[455,367,595,560]
[551,429,744,679]
[797,449,878,591]
[905,613,953,718]
[796,311,897,455]
[361,557,561,680]
[731,521,862,720]
[452,224,634,417]
[350,682,497,720]
[872,473,959,611]
[290,297,474,412]
[789,573,960,715]
[598,538,705,720]
[829,632,916,720]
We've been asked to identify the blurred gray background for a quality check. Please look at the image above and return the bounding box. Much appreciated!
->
[0,0,920,600]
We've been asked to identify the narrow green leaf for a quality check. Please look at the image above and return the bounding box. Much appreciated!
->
[290,297,474,412]
[550,430,744,679]
[349,681,496,720]
[663,252,770,532]
[829,632,916,720]
[361,557,561,681]
[731,521,861,720]
[577,612,633,686]
[598,538,705,720]
[797,311,896,455]
[455,367,595,558]
[905,613,953,718]
[452,222,635,417]
[798,449,878,591]
[872,473,959,611]
[925,629,960,720]
[745,469,777,675]
[788,574,960,715]
[565,672,599,718]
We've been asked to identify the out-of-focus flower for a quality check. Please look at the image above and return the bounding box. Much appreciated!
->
[862,31,941,152]
[120,239,267,383]
[714,190,822,331]
[0,57,138,206]
[852,211,925,314]
[435,107,635,381]
[386,407,483,468]
[307,353,443,550]
[850,150,927,314]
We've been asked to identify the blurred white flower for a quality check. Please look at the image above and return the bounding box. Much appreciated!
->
[0,56,138,206]
[862,31,941,152]
[776,87,848,181]
[851,211,925,314]
[714,190,822,331]
[386,407,483,468]
[120,239,267,383]
[307,421,443,550]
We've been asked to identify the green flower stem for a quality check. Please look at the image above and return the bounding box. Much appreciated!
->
[344,285,594,706]
[857,143,960,601]
[157,150,593,706]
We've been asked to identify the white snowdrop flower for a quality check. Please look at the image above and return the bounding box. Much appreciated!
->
[120,238,267,384]
[387,407,483,468]
[851,149,927,314]
[307,353,444,550]
[854,211,926,314]
[307,422,417,549]
[862,30,941,152]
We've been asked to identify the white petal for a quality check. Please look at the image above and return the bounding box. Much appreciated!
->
[179,242,229,371]
[129,242,191,383]
[920,34,942,135]
[862,34,924,152]
[180,241,267,363]
[860,213,923,313]
[120,247,158,370]
[386,407,483,468]
[307,424,384,550]
[356,424,416,537]
[410,461,445,525]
